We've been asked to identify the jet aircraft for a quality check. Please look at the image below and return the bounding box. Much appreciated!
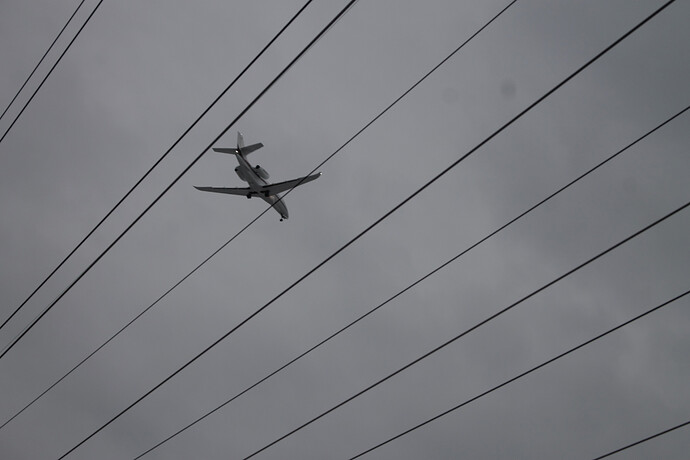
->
[194,132,321,221]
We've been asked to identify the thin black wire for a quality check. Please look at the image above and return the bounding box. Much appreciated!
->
[241,194,689,459]
[56,1,676,457]
[0,0,348,362]
[0,0,87,124]
[133,105,689,459]
[0,0,315,334]
[0,0,105,146]
[0,0,516,433]
[591,419,690,460]
[51,2,360,459]
[349,290,690,459]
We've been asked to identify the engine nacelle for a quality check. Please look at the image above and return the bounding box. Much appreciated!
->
[235,166,248,182]
[254,165,270,180]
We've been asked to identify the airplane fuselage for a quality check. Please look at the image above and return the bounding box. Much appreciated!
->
[235,153,289,220]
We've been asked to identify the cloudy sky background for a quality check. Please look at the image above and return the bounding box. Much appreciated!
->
[1,0,689,458]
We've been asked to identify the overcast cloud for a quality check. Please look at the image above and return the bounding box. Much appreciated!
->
[1,1,689,459]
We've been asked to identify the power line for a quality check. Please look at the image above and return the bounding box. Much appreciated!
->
[0,0,87,124]
[132,105,689,459]
[0,0,516,433]
[591,419,690,460]
[0,0,348,361]
[49,2,361,459]
[348,290,690,459]
[241,195,689,459]
[51,2,677,457]
[0,0,315,333]
[0,0,105,146]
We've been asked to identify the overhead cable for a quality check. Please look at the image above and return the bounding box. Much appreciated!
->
[132,105,690,459]
[53,2,677,458]
[590,419,690,460]
[0,0,105,146]
[0,0,351,361]
[241,196,690,459]
[0,0,87,124]
[0,0,315,334]
[47,2,362,459]
[0,0,516,433]
[348,290,690,459]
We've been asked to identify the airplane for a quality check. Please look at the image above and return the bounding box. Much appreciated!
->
[194,132,321,221]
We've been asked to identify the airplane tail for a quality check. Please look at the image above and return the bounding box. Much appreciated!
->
[237,132,245,149]
[212,131,263,156]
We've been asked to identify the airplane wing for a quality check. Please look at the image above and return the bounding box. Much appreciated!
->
[260,172,322,196]
[194,186,252,197]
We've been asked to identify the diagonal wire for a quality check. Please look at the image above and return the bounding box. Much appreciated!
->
[55,1,677,457]
[0,0,87,123]
[240,5,682,458]
[0,0,315,334]
[349,290,690,459]
[591,419,690,459]
[49,2,361,459]
[242,199,690,459]
[131,104,689,459]
[0,0,105,146]
[0,0,516,433]
[0,0,349,361]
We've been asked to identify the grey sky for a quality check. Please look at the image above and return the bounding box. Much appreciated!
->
[1,0,689,459]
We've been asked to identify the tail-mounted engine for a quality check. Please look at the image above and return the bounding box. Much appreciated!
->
[235,166,248,182]
[254,165,270,180]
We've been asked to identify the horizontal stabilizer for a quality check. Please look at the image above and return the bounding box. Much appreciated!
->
[212,142,263,156]
[241,142,264,155]
[212,147,239,155]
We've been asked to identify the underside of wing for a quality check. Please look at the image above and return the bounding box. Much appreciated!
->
[194,186,252,197]
[260,172,322,196]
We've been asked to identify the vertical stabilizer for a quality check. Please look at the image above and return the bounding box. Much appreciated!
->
[237,132,245,149]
